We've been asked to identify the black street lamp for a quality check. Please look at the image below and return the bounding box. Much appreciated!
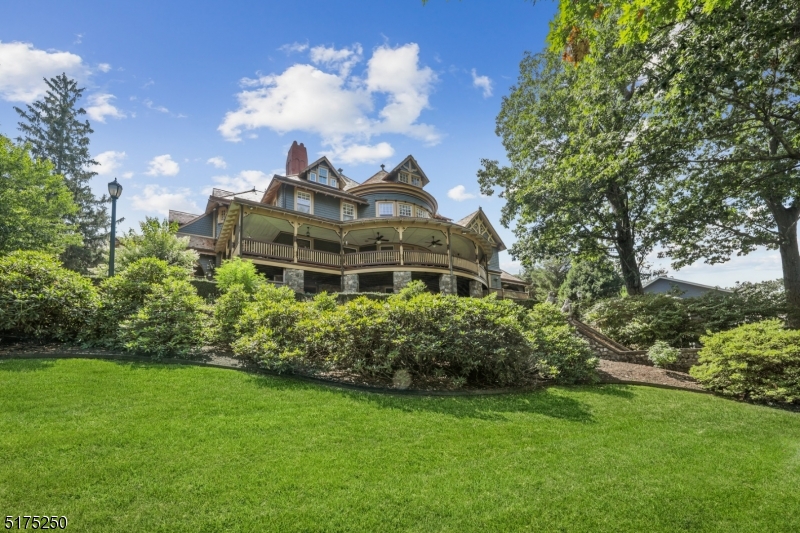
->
[108,178,123,276]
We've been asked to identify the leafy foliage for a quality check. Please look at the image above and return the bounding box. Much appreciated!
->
[558,258,623,305]
[647,341,680,369]
[111,217,198,276]
[585,281,786,348]
[119,278,209,359]
[519,257,570,302]
[0,251,98,341]
[214,257,266,294]
[210,283,252,347]
[691,320,800,404]
[15,74,110,273]
[90,258,188,347]
[0,136,80,255]
[233,289,597,387]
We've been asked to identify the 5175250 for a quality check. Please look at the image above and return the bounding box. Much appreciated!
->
[4,517,67,530]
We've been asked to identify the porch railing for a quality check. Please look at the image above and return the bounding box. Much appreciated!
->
[242,239,294,261]
[343,250,400,266]
[403,250,449,267]
[298,247,341,267]
[452,256,478,275]
[487,288,530,300]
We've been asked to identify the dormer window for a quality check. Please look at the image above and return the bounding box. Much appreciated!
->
[416,207,429,218]
[412,176,421,187]
[318,167,328,186]
[309,172,317,182]
[399,172,409,184]
[398,203,412,217]
[330,177,338,188]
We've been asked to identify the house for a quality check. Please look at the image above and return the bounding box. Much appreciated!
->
[170,141,527,298]
[642,276,732,298]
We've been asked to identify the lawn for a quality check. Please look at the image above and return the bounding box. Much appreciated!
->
[1,359,798,532]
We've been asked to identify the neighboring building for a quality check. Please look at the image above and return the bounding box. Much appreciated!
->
[642,276,732,298]
[170,141,526,298]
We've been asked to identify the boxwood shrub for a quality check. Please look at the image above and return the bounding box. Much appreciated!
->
[690,320,800,404]
[0,251,99,342]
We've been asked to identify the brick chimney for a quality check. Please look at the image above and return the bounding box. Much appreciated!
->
[285,141,308,176]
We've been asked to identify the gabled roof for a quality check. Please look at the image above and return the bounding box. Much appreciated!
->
[298,156,344,182]
[642,276,732,293]
[361,169,389,185]
[500,270,529,286]
[455,207,506,251]
[385,155,430,186]
[339,173,361,191]
[262,175,368,205]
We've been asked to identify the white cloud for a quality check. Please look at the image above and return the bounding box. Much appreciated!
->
[206,156,227,169]
[325,142,394,165]
[94,150,127,176]
[0,41,87,102]
[447,185,476,201]
[97,63,112,73]
[310,43,363,76]
[209,170,272,192]
[471,69,493,98]
[145,154,180,176]
[131,185,200,216]
[121,171,134,179]
[86,93,125,122]
[218,42,439,165]
[279,42,309,54]
[143,98,169,113]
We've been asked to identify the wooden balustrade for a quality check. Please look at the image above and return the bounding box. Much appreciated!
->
[298,247,341,267]
[242,239,294,261]
[343,250,400,266]
[402,250,449,267]
[452,256,478,275]
[487,288,529,300]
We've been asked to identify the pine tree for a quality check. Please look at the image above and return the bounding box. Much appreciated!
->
[15,73,110,272]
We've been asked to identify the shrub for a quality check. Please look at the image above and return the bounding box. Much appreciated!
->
[0,251,99,341]
[89,258,188,347]
[119,278,209,359]
[210,283,252,347]
[215,257,265,294]
[690,320,800,404]
[559,258,623,305]
[526,304,598,384]
[647,341,680,368]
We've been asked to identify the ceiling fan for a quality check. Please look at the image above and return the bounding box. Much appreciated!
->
[366,233,390,244]
[427,237,442,248]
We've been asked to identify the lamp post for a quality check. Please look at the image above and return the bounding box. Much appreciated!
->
[107,178,123,276]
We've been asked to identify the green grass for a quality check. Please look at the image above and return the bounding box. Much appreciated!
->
[1,359,799,532]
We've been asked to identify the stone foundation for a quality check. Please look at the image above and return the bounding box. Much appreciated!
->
[343,274,359,293]
[469,280,484,298]
[393,271,412,292]
[439,274,457,295]
[283,268,304,293]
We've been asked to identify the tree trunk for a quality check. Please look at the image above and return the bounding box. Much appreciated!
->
[606,183,644,295]
[766,198,800,328]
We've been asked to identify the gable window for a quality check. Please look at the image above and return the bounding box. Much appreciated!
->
[342,202,355,221]
[309,172,317,182]
[377,202,394,217]
[318,167,328,186]
[296,190,312,214]
[398,172,409,184]
[412,176,421,186]
[330,177,338,188]
[398,203,412,217]
[416,207,429,218]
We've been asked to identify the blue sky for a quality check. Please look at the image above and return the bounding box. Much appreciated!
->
[0,0,782,286]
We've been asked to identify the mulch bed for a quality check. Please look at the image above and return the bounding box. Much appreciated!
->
[0,340,703,393]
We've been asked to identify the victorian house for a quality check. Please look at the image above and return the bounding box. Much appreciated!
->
[169,141,529,298]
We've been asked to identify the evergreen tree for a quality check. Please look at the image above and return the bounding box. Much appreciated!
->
[15,73,109,272]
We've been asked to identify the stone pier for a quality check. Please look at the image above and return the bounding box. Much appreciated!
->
[283,268,305,293]
[439,274,457,295]
[343,273,359,293]
[469,280,484,298]
[393,271,412,292]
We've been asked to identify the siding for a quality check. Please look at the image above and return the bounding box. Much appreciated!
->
[488,247,500,271]
[490,274,502,289]
[314,192,341,220]
[357,192,434,219]
[179,212,214,237]
[277,184,295,210]
[643,279,729,298]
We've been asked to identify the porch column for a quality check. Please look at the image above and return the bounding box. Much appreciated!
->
[237,206,243,257]
[292,221,299,263]
[474,243,480,272]
[439,274,457,295]
[284,268,304,293]
[469,280,484,298]
[447,228,453,274]
[343,274,359,293]
[398,227,405,266]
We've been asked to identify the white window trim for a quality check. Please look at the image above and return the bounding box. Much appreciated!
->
[377,201,394,217]
[309,171,317,182]
[330,177,338,188]
[341,201,356,221]
[412,176,421,187]
[398,203,413,217]
[296,189,313,215]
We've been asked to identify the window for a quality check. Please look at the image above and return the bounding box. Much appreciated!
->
[217,207,227,224]
[342,202,355,221]
[398,172,409,184]
[398,203,412,217]
[318,167,328,186]
[416,207,429,218]
[343,247,357,254]
[412,176,421,187]
[380,245,394,251]
[296,238,311,249]
[330,177,338,188]
[309,172,317,182]
[377,202,394,217]
[297,191,312,214]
